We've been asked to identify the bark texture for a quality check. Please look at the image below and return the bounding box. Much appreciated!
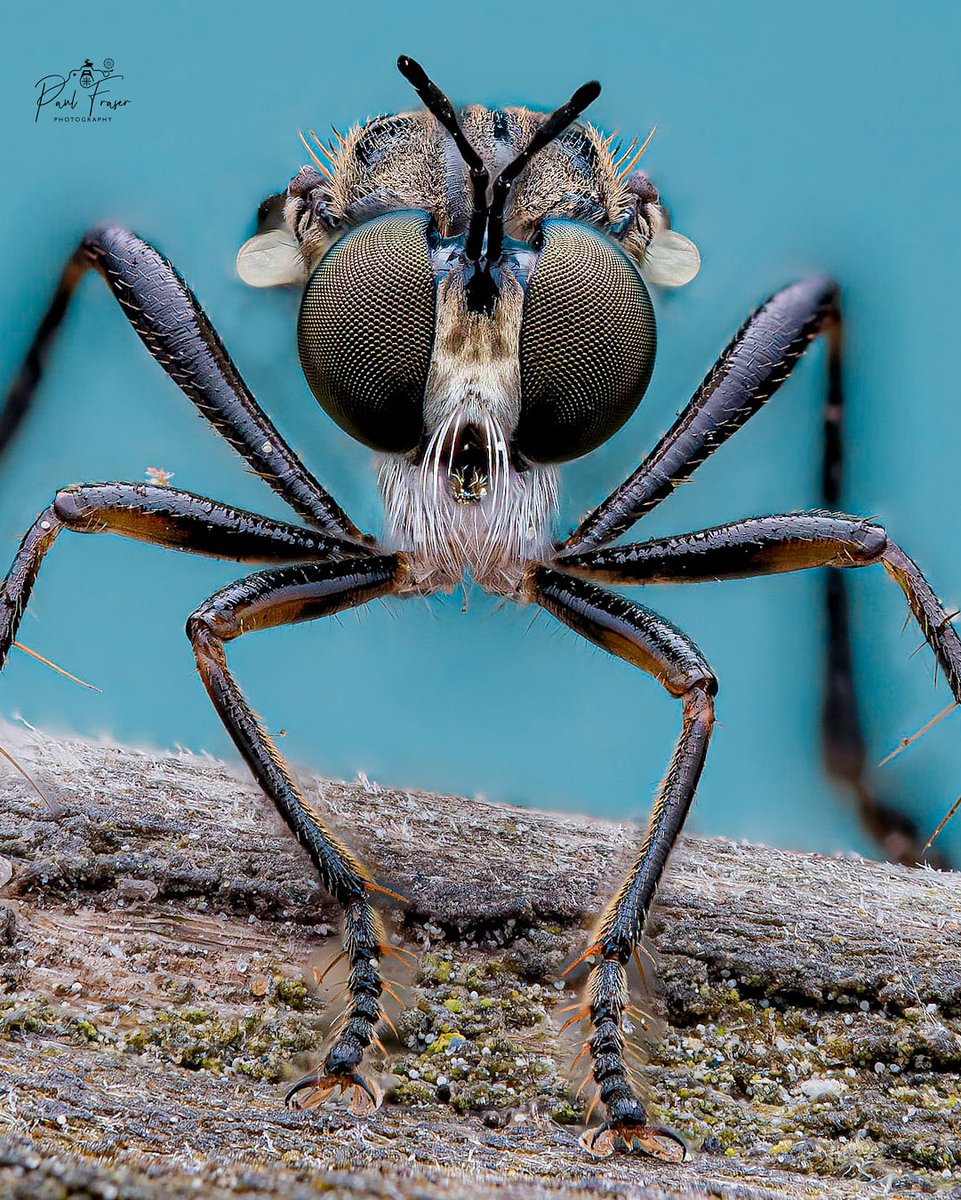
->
[0,722,959,1200]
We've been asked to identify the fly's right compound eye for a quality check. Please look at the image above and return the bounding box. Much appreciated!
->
[298,210,436,453]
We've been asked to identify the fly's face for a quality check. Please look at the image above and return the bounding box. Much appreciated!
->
[237,60,699,592]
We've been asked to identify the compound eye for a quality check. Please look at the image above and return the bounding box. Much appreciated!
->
[517,219,656,463]
[298,210,436,453]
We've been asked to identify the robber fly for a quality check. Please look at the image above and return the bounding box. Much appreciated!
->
[2,56,959,1159]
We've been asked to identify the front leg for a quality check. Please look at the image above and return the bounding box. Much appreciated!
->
[563,276,841,553]
[528,567,716,1160]
[186,556,406,1110]
[1,226,367,542]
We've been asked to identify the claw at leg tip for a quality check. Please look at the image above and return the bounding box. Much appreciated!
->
[579,1121,687,1162]
[285,1070,383,1115]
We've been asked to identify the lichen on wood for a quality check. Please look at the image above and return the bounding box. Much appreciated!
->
[0,722,959,1200]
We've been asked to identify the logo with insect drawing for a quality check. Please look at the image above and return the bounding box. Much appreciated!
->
[34,57,131,124]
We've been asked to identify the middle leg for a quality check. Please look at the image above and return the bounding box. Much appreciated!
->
[185,555,407,1111]
[528,566,716,1160]
[558,512,961,705]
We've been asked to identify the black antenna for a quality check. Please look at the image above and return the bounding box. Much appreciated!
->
[396,58,601,312]
[397,57,489,262]
[485,79,601,264]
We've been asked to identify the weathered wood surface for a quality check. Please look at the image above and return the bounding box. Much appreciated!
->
[0,722,959,1200]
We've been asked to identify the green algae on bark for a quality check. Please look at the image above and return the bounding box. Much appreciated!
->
[0,726,959,1199]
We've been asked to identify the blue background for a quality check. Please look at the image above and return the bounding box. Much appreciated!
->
[2,0,960,860]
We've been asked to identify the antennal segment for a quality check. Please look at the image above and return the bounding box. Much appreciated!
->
[395,58,602,313]
[486,80,601,263]
[397,56,489,262]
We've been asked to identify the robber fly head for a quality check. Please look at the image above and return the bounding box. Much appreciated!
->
[238,58,699,589]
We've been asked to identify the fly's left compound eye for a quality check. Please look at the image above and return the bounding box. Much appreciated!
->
[516,219,656,463]
[298,210,436,453]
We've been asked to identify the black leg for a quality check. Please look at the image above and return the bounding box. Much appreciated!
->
[814,315,909,859]
[820,569,929,863]
[185,556,404,1111]
[0,483,356,672]
[562,279,927,863]
[562,276,841,553]
[559,512,961,862]
[527,566,716,1160]
[1,227,369,544]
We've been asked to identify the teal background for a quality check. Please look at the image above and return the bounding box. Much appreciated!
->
[2,0,960,860]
